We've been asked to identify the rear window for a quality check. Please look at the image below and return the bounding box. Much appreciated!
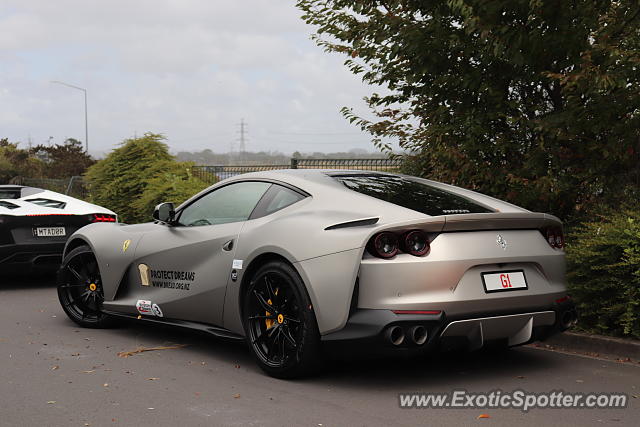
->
[0,190,20,199]
[333,175,493,216]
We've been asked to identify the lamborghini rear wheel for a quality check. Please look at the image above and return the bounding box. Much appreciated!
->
[243,260,321,378]
[57,245,115,328]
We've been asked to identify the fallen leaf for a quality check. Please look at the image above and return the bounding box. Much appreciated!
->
[82,370,95,374]
[233,393,240,399]
[516,375,525,379]
[117,344,187,358]
[147,377,159,381]
[477,414,490,419]
[103,383,109,387]
[47,401,56,404]
[51,365,59,370]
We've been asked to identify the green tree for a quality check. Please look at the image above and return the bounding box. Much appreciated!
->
[85,133,210,223]
[0,138,45,182]
[30,138,95,179]
[297,0,640,222]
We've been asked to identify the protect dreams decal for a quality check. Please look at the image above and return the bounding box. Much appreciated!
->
[150,269,196,290]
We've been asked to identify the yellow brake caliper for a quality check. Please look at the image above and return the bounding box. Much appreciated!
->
[265,288,278,329]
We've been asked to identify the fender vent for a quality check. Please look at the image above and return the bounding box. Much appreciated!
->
[325,217,379,230]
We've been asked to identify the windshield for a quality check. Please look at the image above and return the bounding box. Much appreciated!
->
[333,174,494,216]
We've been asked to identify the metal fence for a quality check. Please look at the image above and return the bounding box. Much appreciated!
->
[190,164,291,183]
[8,158,402,197]
[294,157,401,171]
[9,176,88,199]
[191,157,402,184]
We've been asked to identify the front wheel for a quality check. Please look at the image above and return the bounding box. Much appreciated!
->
[57,245,115,328]
[242,261,321,378]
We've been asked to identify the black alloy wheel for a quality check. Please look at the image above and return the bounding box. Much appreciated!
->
[57,245,114,328]
[243,260,320,378]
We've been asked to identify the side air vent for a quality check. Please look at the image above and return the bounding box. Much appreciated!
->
[325,217,379,230]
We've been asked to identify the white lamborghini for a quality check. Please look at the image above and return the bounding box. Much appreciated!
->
[0,185,116,273]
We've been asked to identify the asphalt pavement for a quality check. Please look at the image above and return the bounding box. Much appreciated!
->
[1,278,638,427]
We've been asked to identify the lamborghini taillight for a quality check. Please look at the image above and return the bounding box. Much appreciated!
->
[90,213,117,223]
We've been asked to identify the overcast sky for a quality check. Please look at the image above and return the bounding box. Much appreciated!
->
[0,0,389,156]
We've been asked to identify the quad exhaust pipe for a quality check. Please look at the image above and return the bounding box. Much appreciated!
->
[385,325,429,346]
[385,326,405,346]
[409,326,428,345]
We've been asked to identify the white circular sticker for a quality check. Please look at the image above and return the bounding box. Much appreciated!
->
[151,303,163,318]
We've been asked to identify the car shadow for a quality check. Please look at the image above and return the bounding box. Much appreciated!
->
[318,347,556,389]
[0,274,57,289]
[106,316,560,388]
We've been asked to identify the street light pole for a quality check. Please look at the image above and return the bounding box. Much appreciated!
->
[51,81,89,153]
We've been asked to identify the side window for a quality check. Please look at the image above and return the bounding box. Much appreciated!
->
[251,185,306,219]
[177,182,271,226]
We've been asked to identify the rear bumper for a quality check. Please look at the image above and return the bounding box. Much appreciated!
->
[0,242,65,270]
[321,300,577,351]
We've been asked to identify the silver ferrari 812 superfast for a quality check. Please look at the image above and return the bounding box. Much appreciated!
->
[57,170,576,377]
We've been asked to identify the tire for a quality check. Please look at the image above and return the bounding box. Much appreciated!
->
[57,244,115,329]
[242,260,321,378]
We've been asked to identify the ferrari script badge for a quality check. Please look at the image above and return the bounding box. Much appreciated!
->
[496,234,507,250]
[122,239,131,253]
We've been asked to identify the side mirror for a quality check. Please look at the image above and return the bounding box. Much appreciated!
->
[153,202,175,224]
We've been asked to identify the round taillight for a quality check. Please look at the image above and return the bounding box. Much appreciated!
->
[403,230,430,256]
[369,232,399,258]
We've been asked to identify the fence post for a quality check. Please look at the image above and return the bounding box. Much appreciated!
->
[290,158,298,169]
[65,176,78,195]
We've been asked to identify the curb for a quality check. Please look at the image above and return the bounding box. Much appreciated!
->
[538,331,640,361]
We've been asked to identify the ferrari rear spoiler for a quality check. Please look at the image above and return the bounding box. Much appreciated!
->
[323,212,561,234]
[377,212,562,234]
[441,212,562,232]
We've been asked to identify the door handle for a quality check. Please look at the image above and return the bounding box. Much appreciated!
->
[222,240,234,251]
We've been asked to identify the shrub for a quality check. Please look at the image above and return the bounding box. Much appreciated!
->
[567,208,640,338]
[133,167,209,219]
[85,133,210,223]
